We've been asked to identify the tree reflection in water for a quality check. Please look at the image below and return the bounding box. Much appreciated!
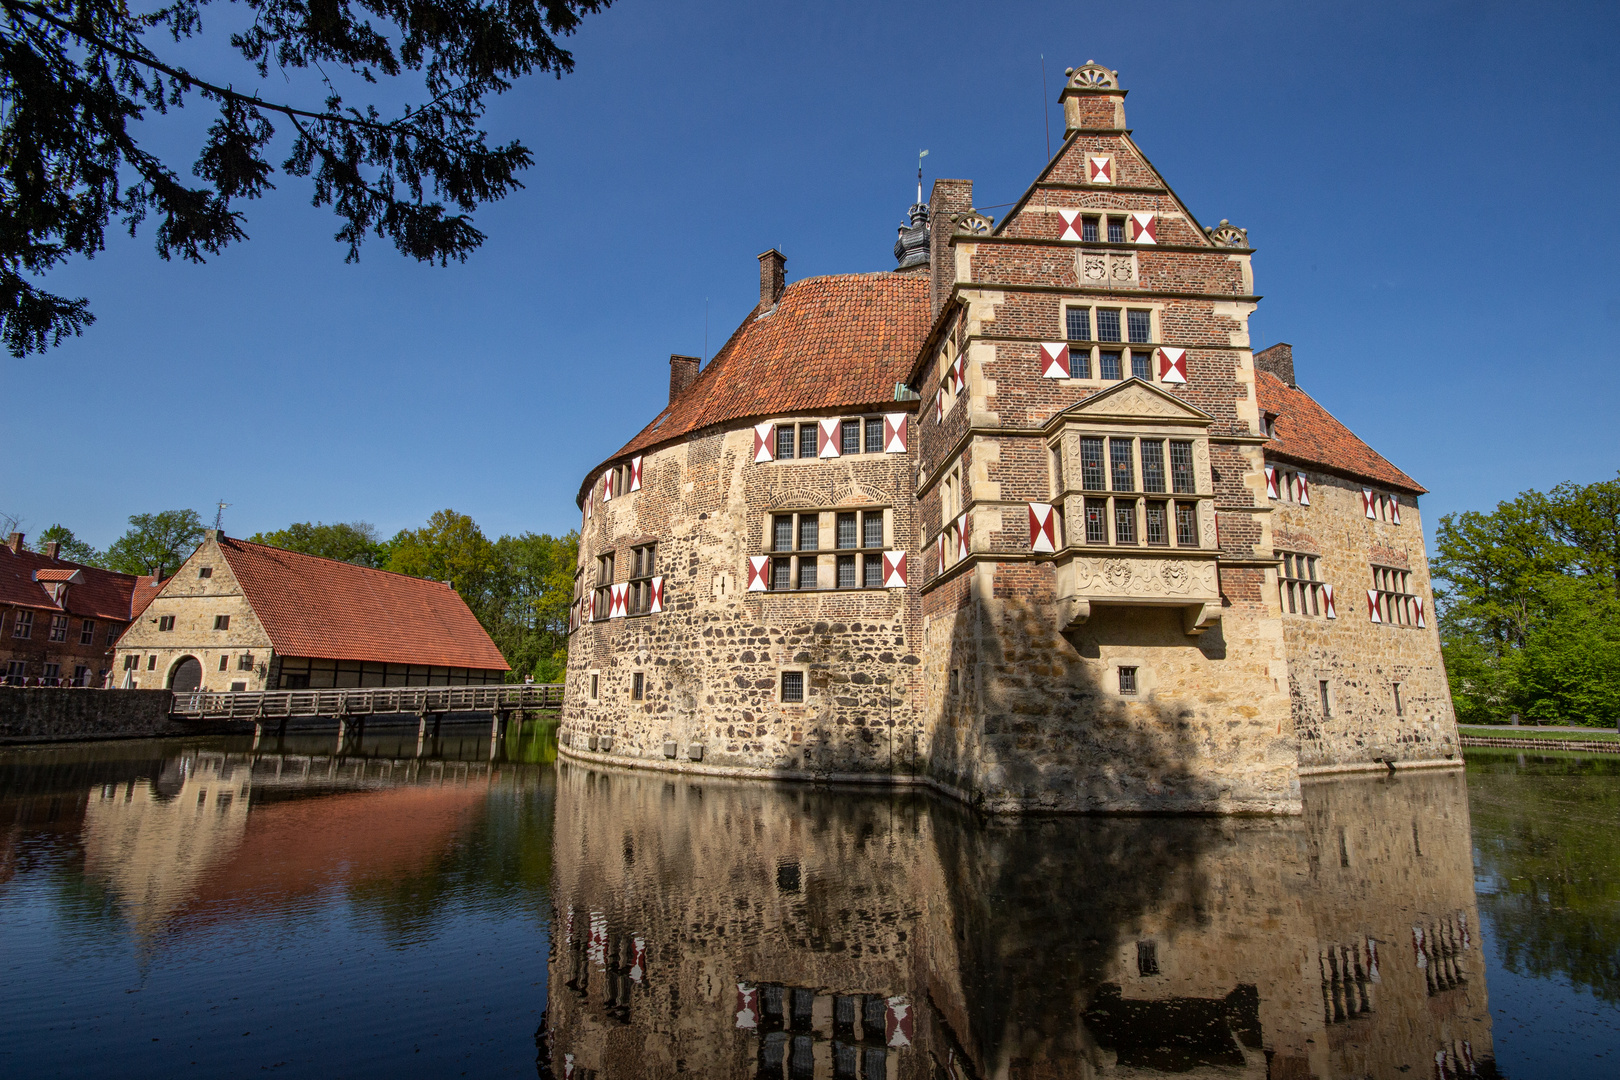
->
[544,764,1497,1079]
[1468,749,1620,1003]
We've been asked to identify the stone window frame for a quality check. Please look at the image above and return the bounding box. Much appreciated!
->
[778,666,808,705]
[1370,564,1422,628]
[630,670,645,701]
[593,551,615,619]
[627,542,657,616]
[1107,657,1153,698]
[588,670,600,700]
[1061,300,1162,385]
[770,415,888,461]
[761,506,893,593]
[1052,425,1214,555]
[1277,551,1327,617]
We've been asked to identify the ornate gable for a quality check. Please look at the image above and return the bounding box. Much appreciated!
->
[1051,378,1212,428]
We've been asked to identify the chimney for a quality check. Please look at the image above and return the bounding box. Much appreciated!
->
[1254,343,1295,388]
[1060,61,1127,135]
[6,532,22,554]
[669,354,700,402]
[757,249,786,310]
[44,541,60,560]
[928,179,974,318]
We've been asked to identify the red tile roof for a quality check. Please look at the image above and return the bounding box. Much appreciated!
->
[583,272,932,501]
[218,537,510,670]
[1256,371,1425,494]
[0,547,142,621]
[129,575,163,620]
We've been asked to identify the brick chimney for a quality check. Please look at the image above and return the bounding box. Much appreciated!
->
[6,532,22,554]
[928,179,974,318]
[669,354,700,402]
[757,249,786,310]
[44,541,60,560]
[1254,343,1295,388]
[1061,61,1127,135]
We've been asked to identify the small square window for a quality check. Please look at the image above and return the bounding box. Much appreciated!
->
[239,653,254,671]
[199,566,212,578]
[147,655,157,671]
[864,416,884,454]
[219,654,229,671]
[776,424,796,459]
[214,614,230,630]
[798,424,817,460]
[1127,309,1152,344]
[230,681,247,692]
[1066,308,1092,342]
[1118,666,1138,695]
[1096,309,1121,342]
[158,615,175,631]
[1067,345,1092,379]
[781,670,804,703]
[632,672,644,700]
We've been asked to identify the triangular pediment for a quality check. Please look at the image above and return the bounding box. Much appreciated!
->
[1056,379,1212,425]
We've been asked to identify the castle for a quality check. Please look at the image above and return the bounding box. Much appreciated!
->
[559,62,1458,814]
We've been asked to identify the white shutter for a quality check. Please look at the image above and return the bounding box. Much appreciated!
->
[629,455,643,492]
[1323,584,1337,619]
[1265,466,1279,499]
[1363,488,1377,519]
[1028,503,1057,553]
[649,576,664,614]
[1367,590,1382,624]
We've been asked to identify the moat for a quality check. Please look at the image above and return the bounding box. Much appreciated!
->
[1,724,1616,1077]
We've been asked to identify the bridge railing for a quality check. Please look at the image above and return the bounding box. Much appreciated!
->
[171,683,563,719]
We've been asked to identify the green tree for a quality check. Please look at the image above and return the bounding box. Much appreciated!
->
[30,523,105,566]
[1546,474,1620,590]
[387,509,497,597]
[248,521,387,567]
[0,0,610,355]
[103,509,205,577]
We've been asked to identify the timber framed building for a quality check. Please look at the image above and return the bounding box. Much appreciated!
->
[560,63,1457,814]
[113,531,509,692]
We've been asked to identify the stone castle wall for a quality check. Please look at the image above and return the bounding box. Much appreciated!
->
[1270,474,1459,769]
[562,419,928,779]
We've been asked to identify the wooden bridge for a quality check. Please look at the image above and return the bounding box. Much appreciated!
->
[170,683,563,722]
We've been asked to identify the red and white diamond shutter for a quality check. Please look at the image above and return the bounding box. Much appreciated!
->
[1040,342,1071,379]
[1389,497,1402,525]
[753,422,775,463]
[629,456,643,492]
[1265,466,1279,499]
[1157,346,1187,384]
[1323,584,1337,619]
[956,512,970,560]
[735,983,759,1030]
[884,413,908,453]
[1363,488,1377,519]
[601,473,612,503]
[1088,155,1113,184]
[882,551,907,588]
[935,533,945,574]
[1057,209,1082,241]
[648,577,664,614]
[934,392,943,424]
[1414,596,1425,628]
[885,997,913,1048]
[1129,212,1156,244]
[953,352,965,388]
[1297,475,1310,506]
[1367,590,1382,623]
[609,582,629,618]
[746,556,769,592]
[1029,503,1057,553]
[818,417,841,458]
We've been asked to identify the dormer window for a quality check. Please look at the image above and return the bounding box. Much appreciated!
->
[1262,413,1278,439]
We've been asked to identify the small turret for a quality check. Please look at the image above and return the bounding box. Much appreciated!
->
[894,203,930,271]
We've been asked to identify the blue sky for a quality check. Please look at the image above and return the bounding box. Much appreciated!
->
[6,0,1617,550]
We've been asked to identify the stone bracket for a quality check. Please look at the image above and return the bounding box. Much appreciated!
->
[1183,602,1220,636]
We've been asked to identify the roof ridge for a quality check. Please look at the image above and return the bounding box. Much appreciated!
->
[221,535,452,586]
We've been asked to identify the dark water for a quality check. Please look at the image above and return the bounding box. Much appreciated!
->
[0,726,1614,1079]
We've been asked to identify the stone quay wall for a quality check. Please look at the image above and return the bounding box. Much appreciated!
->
[0,688,190,743]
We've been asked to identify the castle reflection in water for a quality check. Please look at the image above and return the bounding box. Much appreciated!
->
[545,764,1493,1079]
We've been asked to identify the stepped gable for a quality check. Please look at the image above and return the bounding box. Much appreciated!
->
[216,537,509,670]
[0,545,140,620]
[1257,370,1424,493]
[589,272,931,486]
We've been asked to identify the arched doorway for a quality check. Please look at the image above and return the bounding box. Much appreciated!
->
[168,656,203,692]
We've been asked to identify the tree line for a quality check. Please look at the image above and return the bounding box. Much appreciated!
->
[8,509,577,684]
[1436,472,1620,727]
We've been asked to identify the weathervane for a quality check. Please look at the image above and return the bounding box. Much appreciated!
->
[916,149,929,205]
[214,500,230,532]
